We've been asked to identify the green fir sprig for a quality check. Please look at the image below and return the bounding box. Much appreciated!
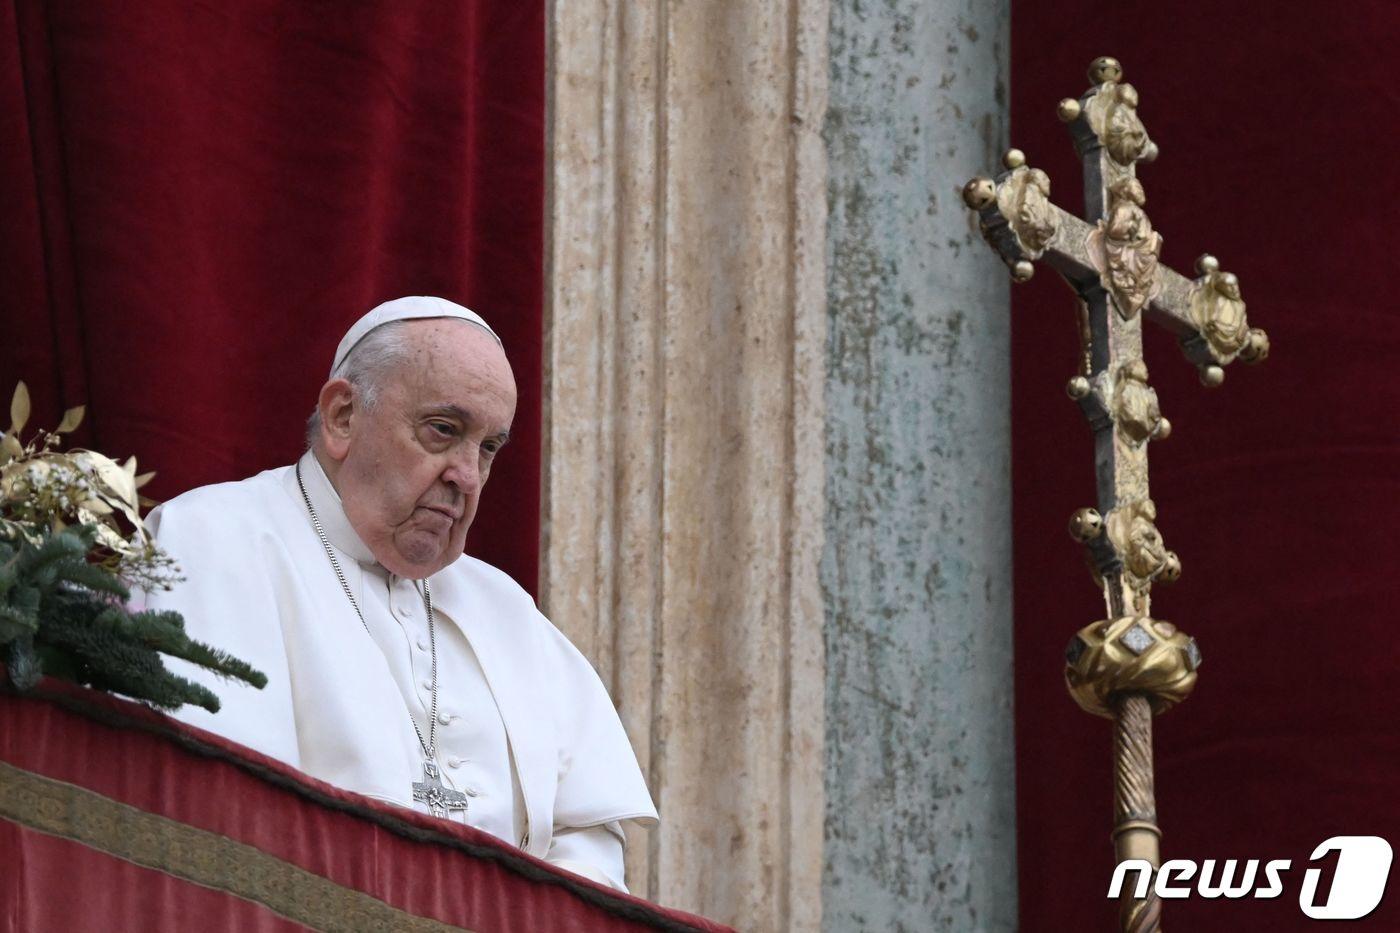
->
[0,382,265,711]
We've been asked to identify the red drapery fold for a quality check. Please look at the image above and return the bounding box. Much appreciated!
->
[1011,4,1400,930]
[0,0,543,593]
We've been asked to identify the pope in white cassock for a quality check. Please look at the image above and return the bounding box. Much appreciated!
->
[144,296,657,891]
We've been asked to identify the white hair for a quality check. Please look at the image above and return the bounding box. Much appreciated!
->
[305,321,412,448]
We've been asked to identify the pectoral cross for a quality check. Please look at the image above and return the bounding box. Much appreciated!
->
[412,760,469,818]
[963,57,1269,933]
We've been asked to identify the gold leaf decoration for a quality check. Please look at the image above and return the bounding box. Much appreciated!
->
[0,381,178,592]
[9,381,30,436]
[56,405,85,434]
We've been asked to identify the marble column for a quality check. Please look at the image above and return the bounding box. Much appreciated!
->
[823,1,1015,930]
[543,1,828,927]
[542,1,1012,930]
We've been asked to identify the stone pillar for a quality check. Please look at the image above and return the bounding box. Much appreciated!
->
[543,1,1012,930]
[543,1,828,927]
[822,3,1014,930]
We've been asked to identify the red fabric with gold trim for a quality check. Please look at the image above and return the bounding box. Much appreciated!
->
[0,681,732,933]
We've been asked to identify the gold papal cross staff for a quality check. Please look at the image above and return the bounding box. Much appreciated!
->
[962,57,1270,932]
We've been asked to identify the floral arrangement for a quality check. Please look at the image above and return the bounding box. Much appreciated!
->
[0,382,264,711]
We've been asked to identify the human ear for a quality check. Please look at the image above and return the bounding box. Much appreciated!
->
[317,378,355,461]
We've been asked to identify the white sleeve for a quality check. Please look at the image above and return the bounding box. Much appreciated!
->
[545,821,628,891]
[545,621,658,830]
[142,497,301,768]
[537,614,656,889]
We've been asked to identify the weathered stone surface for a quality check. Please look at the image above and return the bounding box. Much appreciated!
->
[545,0,1015,928]
[823,1,1015,931]
[543,1,827,927]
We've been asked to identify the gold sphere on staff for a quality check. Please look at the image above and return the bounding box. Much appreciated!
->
[962,177,996,211]
[1088,56,1123,84]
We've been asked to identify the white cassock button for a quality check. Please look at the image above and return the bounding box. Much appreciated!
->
[437,711,453,726]
[397,605,412,619]
[420,679,432,692]
[416,637,429,652]
[447,757,462,769]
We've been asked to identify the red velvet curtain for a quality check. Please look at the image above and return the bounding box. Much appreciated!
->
[0,0,543,594]
[1011,3,1400,929]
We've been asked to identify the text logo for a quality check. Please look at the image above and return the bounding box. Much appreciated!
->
[1108,836,1392,921]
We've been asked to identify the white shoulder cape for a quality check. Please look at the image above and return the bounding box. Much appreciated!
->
[143,464,657,859]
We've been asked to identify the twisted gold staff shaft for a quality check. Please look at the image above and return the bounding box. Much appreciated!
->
[1113,694,1161,932]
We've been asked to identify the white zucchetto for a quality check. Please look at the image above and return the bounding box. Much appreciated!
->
[331,296,502,376]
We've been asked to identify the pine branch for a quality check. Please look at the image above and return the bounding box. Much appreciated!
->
[0,603,38,643]
[55,559,130,600]
[6,634,41,690]
[125,609,268,689]
[0,525,266,712]
[39,614,220,712]
[70,601,267,690]
[15,529,88,583]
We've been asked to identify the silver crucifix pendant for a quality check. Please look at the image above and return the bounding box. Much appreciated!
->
[412,760,469,818]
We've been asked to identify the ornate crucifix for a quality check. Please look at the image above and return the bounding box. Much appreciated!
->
[963,57,1269,932]
[413,760,470,818]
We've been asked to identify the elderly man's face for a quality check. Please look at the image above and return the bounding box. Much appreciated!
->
[319,320,516,579]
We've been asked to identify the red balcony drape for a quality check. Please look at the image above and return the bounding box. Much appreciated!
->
[0,682,730,932]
